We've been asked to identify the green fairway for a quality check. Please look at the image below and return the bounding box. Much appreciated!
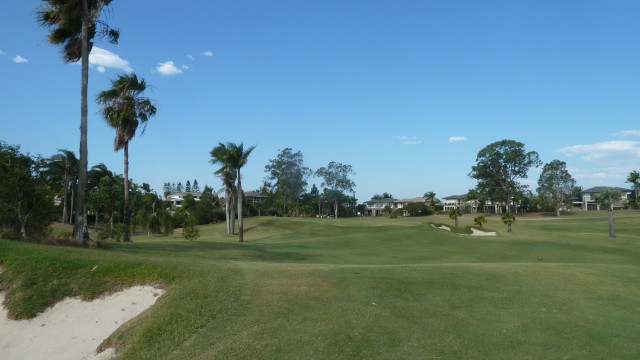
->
[2,212,640,359]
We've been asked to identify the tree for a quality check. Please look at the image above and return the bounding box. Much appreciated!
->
[44,149,78,224]
[88,175,122,239]
[473,215,487,228]
[96,73,157,242]
[595,188,622,239]
[448,208,462,226]
[469,139,541,213]
[423,191,436,206]
[501,212,516,232]
[192,179,200,193]
[315,162,356,219]
[536,160,576,217]
[210,142,256,242]
[627,170,639,205]
[176,182,183,193]
[185,180,191,193]
[0,142,57,241]
[264,148,312,216]
[372,192,394,200]
[38,0,120,245]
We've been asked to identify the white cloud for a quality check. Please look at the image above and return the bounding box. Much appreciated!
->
[0,49,5,56]
[13,55,29,64]
[613,129,640,137]
[448,136,467,142]
[156,61,183,76]
[88,47,132,72]
[181,65,189,70]
[394,135,422,145]
[558,141,640,162]
[203,51,214,57]
[187,54,195,61]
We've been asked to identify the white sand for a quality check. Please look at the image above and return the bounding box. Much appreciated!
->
[469,228,497,236]
[438,225,451,231]
[0,286,164,360]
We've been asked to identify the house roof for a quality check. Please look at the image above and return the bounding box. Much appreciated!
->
[396,197,428,203]
[581,186,632,194]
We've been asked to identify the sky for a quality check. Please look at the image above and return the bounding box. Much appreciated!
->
[2,0,639,202]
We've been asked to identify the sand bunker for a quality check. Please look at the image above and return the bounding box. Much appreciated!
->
[469,228,497,236]
[438,225,451,231]
[0,285,164,360]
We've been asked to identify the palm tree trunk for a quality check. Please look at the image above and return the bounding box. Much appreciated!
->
[62,174,69,223]
[123,142,131,241]
[73,0,90,246]
[237,171,244,242]
[334,200,338,219]
[608,208,616,238]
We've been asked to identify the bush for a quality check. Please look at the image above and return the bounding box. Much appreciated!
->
[182,215,199,241]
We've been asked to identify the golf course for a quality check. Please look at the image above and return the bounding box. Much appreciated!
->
[1,211,639,359]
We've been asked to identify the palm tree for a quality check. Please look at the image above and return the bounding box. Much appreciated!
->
[38,0,119,245]
[627,170,639,204]
[210,142,256,242]
[96,73,156,242]
[211,144,236,235]
[45,149,78,223]
[448,207,462,226]
[501,212,516,232]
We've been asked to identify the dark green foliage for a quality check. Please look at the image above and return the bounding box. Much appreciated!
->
[162,212,174,236]
[182,215,199,241]
[0,141,57,241]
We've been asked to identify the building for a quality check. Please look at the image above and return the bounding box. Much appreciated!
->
[165,192,201,210]
[575,187,633,211]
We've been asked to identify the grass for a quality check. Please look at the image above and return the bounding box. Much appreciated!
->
[1,211,640,359]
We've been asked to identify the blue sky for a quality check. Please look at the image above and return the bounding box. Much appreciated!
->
[2,0,639,201]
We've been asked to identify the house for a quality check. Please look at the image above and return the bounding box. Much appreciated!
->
[442,195,466,211]
[363,197,435,216]
[363,198,397,216]
[245,191,267,204]
[165,192,201,210]
[574,187,633,211]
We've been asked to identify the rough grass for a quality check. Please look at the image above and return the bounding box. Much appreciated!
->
[1,211,639,359]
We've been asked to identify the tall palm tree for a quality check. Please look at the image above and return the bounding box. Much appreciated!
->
[96,73,156,242]
[38,0,119,245]
[627,170,640,203]
[211,144,236,235]
[210,142,256,242]
[45,149,78,223]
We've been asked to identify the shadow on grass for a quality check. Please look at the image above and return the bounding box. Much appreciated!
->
[102,240,316,263]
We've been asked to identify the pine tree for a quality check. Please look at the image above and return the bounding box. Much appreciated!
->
[177,182,183,193]
[185,180,191,192]
[192,179,200,192]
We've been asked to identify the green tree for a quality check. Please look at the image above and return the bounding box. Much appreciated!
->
[627,170,639,205]
[372,192,394,200]
[210,142,256,242]
[595,188,622,239]
[88,176,122,240]
[38,0,120,245]
[0,142,57,241]
[44,149,78,224]
[315,162,356,219]
[469,139,541,213]
[448,208,462,226]
[264,148,312,216]
[473,215,487,228]
[182,212,199,240]
[537,160,576,217]
[192,179,200,192]
[96,73,157,242]
[423,191,436,206]
[501,212,516,232]
[185,180,191,193]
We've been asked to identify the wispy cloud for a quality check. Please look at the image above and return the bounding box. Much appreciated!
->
[558,141,640,162]
[394,135,422,145]
[13,55,29,64]
[448,136,467,142]
[203,51,214,57]
[157,61,183,76]
[613,129,640,137]
[88,47,132,72]
[187,54,195,61]
[181,65,189,70]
